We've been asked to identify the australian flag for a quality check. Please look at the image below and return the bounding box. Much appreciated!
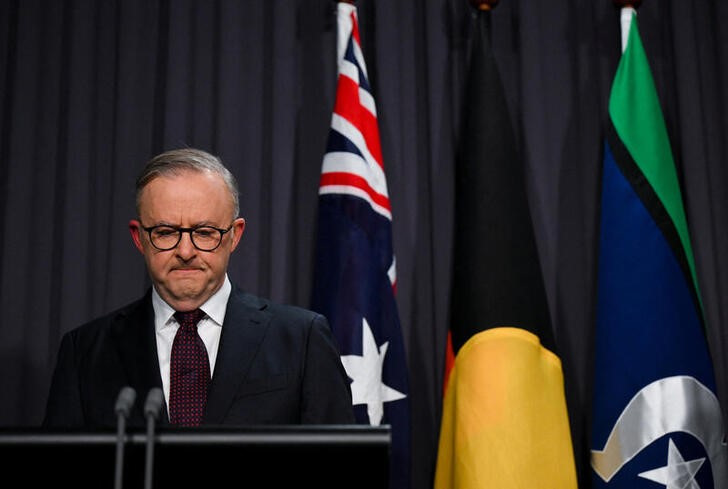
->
[311,3,410,489]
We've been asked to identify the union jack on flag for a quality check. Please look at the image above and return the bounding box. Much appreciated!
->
[311,3,410,488]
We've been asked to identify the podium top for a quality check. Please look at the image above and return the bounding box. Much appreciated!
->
[0,424,391,445]
[0,425,391,488]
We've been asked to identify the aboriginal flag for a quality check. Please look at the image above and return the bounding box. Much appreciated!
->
[434,9,577,489]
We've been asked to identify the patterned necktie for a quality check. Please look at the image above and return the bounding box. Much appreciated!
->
[169,309,209,426]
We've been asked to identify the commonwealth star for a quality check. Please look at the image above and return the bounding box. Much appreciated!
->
[341,317,406,425]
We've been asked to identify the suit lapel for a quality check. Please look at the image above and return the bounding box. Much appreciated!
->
[203,288,271,424]
[112,291,168,426]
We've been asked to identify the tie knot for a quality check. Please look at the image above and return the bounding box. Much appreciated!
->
[174,309,206,330]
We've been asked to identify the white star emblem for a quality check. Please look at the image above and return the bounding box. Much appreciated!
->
[639,438,706,489]
[340,317,406,425]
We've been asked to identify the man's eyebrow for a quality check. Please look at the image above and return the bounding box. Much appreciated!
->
[149,220,179,227]
[153,220,224,228]
[191,220,225,227]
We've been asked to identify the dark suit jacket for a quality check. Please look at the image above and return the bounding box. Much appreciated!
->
[43,287,355,428]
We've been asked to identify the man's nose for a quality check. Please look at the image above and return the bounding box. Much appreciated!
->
[176,231,197,259]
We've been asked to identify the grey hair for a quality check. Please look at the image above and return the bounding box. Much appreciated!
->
[135,148,240,218]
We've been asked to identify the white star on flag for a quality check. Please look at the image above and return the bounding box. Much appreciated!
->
[341,317,406,426]
[639,438,706,489]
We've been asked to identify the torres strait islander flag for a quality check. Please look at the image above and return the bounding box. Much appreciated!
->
[311,3,410,489]
[434,8,577,489]
[591,7,728,489]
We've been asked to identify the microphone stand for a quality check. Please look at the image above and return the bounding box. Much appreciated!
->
[113,387,136,489]
[143,388,164,489]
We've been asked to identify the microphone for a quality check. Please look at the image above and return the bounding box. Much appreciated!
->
[143,388,164,489]
[113,386,136,489]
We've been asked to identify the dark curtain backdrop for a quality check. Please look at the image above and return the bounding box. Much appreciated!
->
[2,1,727,488]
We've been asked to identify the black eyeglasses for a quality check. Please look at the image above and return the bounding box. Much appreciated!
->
[142,224,233,251]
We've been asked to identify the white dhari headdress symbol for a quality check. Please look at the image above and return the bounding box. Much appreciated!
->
[592,376,728,488]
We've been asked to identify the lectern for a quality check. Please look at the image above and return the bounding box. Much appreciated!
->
[0,425,390,488]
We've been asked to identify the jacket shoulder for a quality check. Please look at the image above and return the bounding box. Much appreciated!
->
[233,289,325,326]
[65,294,150,341]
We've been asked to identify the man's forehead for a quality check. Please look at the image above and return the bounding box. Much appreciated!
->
[138,171,235,219]
[140,170,228,195]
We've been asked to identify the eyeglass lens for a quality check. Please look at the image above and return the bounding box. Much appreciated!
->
[150,226,223,251]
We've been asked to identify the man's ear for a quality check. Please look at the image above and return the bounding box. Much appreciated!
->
[230,218,246,251]
[129,220,145,254]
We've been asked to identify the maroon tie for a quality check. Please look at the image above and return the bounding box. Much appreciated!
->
[169,309,209,426]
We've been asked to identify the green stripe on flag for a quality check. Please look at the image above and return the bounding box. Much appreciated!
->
[608,13,702,308]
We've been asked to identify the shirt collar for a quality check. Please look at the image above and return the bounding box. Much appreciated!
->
[152,275,232,331]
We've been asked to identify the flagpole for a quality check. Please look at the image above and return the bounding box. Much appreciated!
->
[468,0,499,56]
[469,0,499,10]
[613,0,641,52]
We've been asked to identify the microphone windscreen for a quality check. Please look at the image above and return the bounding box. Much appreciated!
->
[114,386,137,418]
[144,387,164,420]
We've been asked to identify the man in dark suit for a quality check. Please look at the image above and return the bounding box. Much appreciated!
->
[44,148,354,428]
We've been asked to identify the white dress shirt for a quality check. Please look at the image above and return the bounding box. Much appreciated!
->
[152,275,231,414]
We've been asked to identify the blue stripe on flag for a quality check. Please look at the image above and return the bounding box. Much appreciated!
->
[325,129,367,162]
[592,142,722,489]
[344,40,371,93]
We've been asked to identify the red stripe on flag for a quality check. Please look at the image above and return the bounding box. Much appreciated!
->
[351,12,360,46]
[320,172,391,212]
[334,72,384,170]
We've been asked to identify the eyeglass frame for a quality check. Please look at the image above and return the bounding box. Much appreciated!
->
[140,222,235,252]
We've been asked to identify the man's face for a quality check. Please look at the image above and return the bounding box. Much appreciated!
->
[129,170,245,311]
